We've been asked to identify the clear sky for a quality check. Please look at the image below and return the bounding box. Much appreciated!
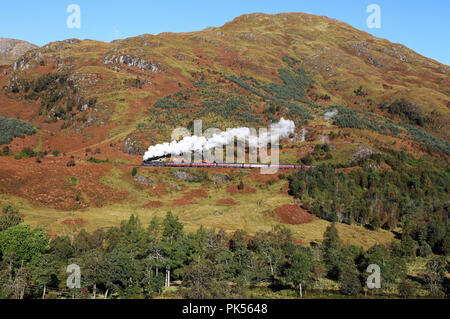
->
[1,0,449,65]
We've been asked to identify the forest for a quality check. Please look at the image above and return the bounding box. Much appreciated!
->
[290,149,449,256]
[0,206,448,299]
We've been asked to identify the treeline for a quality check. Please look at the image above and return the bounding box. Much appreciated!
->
[0,207,448,299]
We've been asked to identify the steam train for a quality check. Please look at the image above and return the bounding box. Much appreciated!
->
[141,159,312,170]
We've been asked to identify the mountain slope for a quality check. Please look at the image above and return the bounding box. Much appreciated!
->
[0,38,38,66]
[0,12,448,233]
[0,12,448,156]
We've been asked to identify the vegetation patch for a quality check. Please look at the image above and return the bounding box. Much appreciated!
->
[329,105,450,156]
[0,117,36,145]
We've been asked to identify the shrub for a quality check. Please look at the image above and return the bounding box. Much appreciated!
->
[87,157,109,164]
[301,154,313,165]
[339,268,363,296]
[398,279,417,298]
[238,180,244,190]
[132,167,138,176]
[0,117,36,145]
[354,85,368,97]
[0,205,23,232]
[388,99,424,126]
[1,146,10,156]
[18,147,35,158]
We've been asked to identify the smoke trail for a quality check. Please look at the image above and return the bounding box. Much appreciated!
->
[143,118,295,161]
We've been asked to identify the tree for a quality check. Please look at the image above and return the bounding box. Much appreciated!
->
[49,235,73,262]
[117,215,149,258]
[441,228,450,256]
[424,256,447,297]
[72,229,93,256]
[141,257,165,298]
[392,235,416,258]
[426,217,446,253]
[418,242,432,257]
[79,249,106,298]
[285,247,313,297]
[161,212,188,287]
[162,212,184,246]
[29,254,59,299]
[322,223,343,280]
[364,244,406,288]
[301,154,313,165]
[0,225,49,268]
[340,265,362,296]
[103,246,140,297]
[0,205,23,231]
[252,231,283,279]
[182,259,229,299]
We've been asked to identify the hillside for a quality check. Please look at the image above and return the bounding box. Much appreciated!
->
[0,38,38,66]
[0,12,448,244]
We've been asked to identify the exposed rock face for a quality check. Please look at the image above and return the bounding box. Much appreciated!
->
[123,135,145,155]
[103,54,162,72]
[3,73,29,92]
[172,170,199,182]
[351,145,380,163]
[211,174,230,185]
[0,38,38,66]
[134,175,153,185]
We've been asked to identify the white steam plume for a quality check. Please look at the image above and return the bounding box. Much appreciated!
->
[143,118,295,161]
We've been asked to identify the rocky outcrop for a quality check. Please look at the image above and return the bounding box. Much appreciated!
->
[134,175,153,185]
[0,38,38,66]
[123,135,145,155]
[3,74,30,92]
[172,170,199,182]
[351,145,380,164]
[12,56,32,71]
[211,174,230,185]
[103,54,162,72]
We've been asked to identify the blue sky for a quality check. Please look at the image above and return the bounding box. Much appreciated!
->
[1,0,449,64]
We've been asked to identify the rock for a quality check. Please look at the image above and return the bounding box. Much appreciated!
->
[368,57,383,68]
[134,175,153,185]
[123,135,145,155]
[172,170,199,182]
[211,174,230,185]
[351,145,380,163]
[0,38,38,66]
[63,39,81,45]
[12,56,31,71]
[103,54,162,72]
[4,74,29,93]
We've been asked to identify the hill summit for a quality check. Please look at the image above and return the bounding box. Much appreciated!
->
[0,38,38,66]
